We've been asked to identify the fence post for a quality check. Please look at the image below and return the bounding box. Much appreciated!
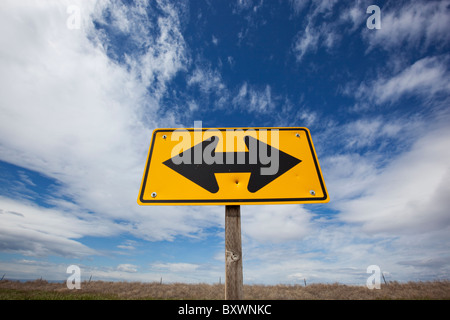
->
[225,205,243,300]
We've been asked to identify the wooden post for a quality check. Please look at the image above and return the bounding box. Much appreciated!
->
[225,205,243,300]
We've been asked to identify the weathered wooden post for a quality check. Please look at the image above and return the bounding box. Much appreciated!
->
[225,205,243,300]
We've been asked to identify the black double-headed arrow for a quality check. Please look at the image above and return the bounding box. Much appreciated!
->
[163,135,301,193]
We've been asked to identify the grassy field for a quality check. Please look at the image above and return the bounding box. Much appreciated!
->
[1,279,450,300]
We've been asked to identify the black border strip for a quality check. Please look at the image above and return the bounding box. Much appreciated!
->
[139,128,328,205]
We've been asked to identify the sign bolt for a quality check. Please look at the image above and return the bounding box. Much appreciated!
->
[310,190,316,196]
[151,192,157,198]
[162,135,167,139]
[295,133,300,138]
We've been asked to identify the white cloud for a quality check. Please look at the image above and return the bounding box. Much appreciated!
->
[336,121,450,235]
[0,0,219,256]
[296,108,317,127]
[234,0,257,13]
[363,1,450,52]
[236,0,252,10]
[232,82,276,113]
[289,0,309,15]
[293,1,450,62]
[292,25,320,62]
[339,0,366,32]
[0,260,70,281]
[242,209,450,284]
[151,262,200,273]
[0,196,119,257]
[311,0,338,16]
[241,220,395,284]
[138,1,187,89]
[321,153,378,203]
[187,66,226,94]
[147,262,223,282]
[344,2,450,113]
[342,117,410,150]
[291,0,341,62]
[242,205,313,243]
[117,263,138,273]
[309,108,450,282]
[211,35,218,45]
[117,240,137,251]
[18,171,36,187]
[358,56,450,105]
[99,0,188,97]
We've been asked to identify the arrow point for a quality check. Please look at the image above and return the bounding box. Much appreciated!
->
[163,138,221,193]
[245,135,301,193]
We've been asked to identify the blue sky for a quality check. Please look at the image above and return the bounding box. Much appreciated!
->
[0,0,449,285]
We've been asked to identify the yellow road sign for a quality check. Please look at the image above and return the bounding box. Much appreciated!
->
[138,127,328,205]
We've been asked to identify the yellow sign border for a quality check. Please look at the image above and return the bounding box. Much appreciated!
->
[138,127,328,205]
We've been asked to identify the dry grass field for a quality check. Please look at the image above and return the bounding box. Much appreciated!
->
[1,279,449,300]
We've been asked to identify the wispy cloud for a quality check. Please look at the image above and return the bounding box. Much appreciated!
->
[363,0,450,52]
[339,0,366,32]
[232,82,276,114]
[316,108,450,260]
[336,121,450,235]
[355,55,450,105]
[187,66,226,94]
[242,205,313,243]
[148,262,222,283]
[151,262,200,273]
[291,0,342,62]
[117,264,138,273]
[0,196,115,257]
[92,0,188,97]
[117,240,137,251]
[288,0,309,15]
[292,24,321,62]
